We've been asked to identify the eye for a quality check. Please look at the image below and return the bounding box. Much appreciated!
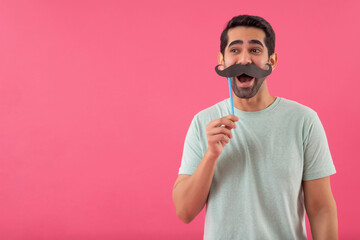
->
[252,49,261,53]
[230,48,239,53]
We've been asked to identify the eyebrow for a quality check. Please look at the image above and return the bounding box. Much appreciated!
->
[228,39,264,48]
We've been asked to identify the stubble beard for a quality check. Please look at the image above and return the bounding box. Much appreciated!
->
[231,77,266,99]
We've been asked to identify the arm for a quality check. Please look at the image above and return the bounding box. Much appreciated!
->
[172,150,218,224]
[303,176,338,240]
[173,114,238,224]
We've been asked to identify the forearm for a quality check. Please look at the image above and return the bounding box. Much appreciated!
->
[173,150,218,223]
[307,206,338,240]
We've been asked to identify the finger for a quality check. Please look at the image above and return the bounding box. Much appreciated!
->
[213,118,238,129]
[212,134,229,144]
[208,127,233,139]
[225,114,240,122]
[220,134,229,144]
[219,125,233,130]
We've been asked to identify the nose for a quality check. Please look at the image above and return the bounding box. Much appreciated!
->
[236,50,252,65]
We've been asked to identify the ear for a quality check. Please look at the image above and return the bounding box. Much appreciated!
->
[269,52,278,71]
[218,52,224,65]
[217,52,225,70]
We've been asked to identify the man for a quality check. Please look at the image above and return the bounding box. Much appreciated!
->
[172,15,338,240]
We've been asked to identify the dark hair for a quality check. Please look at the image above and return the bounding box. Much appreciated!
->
[220,15,275,60]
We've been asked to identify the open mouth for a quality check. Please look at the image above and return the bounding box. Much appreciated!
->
[236,74,254,82]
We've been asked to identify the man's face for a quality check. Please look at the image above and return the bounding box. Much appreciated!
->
[219,26,274,99]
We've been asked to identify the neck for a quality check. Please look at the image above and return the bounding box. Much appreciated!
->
[232,81,276,112]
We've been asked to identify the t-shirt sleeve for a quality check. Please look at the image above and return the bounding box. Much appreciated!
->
[178,114,204,175]
[302,113,336,181]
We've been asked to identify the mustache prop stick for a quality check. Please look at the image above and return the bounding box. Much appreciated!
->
[214,63,272,114]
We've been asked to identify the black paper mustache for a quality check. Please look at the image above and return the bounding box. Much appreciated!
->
[215,63,272,78]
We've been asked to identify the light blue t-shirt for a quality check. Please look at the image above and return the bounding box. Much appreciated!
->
[178,96,336,240]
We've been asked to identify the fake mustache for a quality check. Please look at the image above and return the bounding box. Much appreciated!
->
[215,63,272,78]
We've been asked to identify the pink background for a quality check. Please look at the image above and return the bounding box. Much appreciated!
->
[0,0,358,239]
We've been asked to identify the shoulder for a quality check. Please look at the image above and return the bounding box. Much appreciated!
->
[278,97,318,122]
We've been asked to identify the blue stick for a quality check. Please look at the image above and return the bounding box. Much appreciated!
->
[228,77,234,115]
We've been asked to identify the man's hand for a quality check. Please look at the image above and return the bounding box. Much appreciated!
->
[206,114,239,158]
